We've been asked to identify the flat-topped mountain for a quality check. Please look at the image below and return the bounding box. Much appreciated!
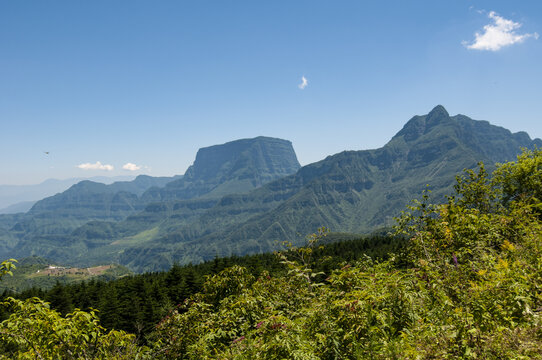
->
[142,137,301,202]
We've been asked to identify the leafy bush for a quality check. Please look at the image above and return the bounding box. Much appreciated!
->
[0,261,150,359]
[0,297,150,359]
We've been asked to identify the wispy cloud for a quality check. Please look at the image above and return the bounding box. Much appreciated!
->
[122,163,141,171]
[77,161,114,171]
[298,76,308,89]
[464,11,538,51]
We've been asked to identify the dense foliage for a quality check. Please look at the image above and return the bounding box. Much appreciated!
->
[0,297,147,359]
[1,233,401,339]
[0,148,541,358]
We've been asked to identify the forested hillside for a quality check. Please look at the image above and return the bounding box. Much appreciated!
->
[0,148,541,359]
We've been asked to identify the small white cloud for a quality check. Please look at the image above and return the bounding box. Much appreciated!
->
[122,163,141,171]
[77,161,114,171]
[464,11,538,51]
[298,76,308,89]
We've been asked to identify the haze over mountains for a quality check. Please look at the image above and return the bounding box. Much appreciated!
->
[0,176,136,214]
[0,106,540,272]
[0,137,300,264]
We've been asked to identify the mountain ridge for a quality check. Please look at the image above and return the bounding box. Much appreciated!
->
[1,106,540,272]
[116,105,542,270]
[0,176,136,212]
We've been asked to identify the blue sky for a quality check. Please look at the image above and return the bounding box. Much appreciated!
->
[1,0,541,185]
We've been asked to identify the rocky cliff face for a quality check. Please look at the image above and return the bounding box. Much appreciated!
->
[142,136,301,201]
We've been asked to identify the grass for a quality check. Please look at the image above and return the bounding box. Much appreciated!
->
[111,226,160,246]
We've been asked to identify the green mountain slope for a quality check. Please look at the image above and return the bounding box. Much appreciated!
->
[0,137,301,263]
[66,138,301,266]
[0,175,181,262]
[118,106,542,271]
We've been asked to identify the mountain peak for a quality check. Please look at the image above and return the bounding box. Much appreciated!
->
[393,105,451,142]
[426,105,450,126]
[428,105,449,117]
[188,137,299,182]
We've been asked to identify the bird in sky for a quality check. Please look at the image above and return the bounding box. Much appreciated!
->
[44,151,49,155]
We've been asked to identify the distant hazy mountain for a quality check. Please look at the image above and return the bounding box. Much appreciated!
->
[0,176,135,212]
[27,175,182,219]
[0,137,301,263]
[0,201,36,215]
[115,106,542,271]
[0,175,180,260]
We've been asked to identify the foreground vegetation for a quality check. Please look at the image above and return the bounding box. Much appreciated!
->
[0,148,541,359]
[1,233,402,339]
